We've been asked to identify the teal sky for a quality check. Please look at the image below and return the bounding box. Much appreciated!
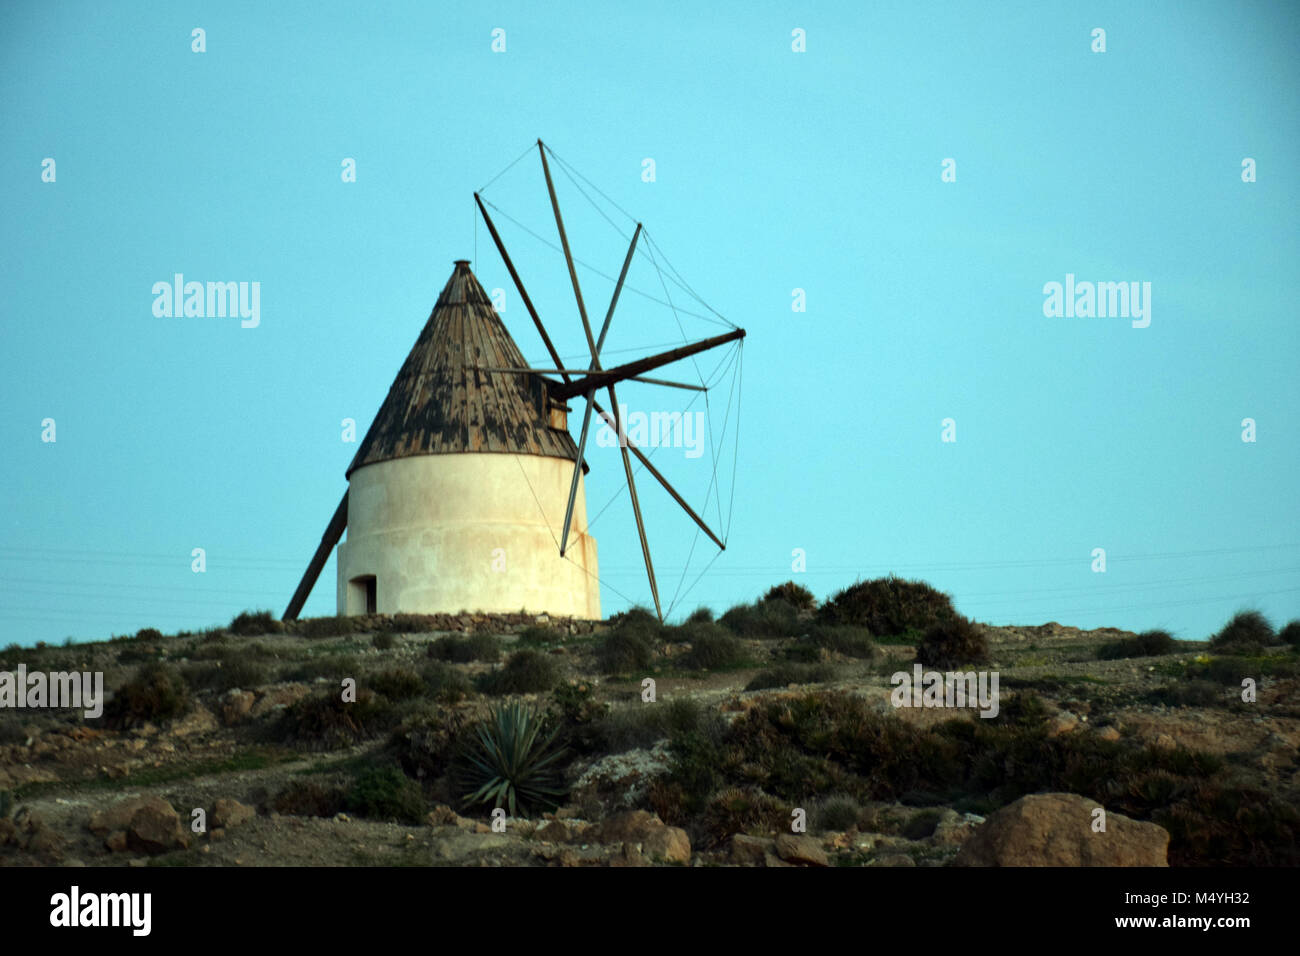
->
[2,0,1297,647]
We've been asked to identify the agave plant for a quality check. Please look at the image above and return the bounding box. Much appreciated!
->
[455,700,567,817]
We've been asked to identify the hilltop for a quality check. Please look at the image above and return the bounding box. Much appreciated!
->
[1,581,1298,867]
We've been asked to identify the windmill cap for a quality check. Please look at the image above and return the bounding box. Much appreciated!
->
[454,259,470,268]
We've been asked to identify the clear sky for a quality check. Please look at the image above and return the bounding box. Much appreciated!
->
[2,0,1297,647]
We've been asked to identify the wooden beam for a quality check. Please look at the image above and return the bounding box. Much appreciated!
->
[550,328,745,402]
[283,491,348,621]
[592,403,726,551]
[474,192,568,378]
[561,225,641,555]
[538,141,600,365]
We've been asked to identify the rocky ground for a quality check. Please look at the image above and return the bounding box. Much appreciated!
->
[1,614,1297,867]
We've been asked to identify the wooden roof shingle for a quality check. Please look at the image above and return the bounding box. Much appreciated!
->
[346,260,578,477]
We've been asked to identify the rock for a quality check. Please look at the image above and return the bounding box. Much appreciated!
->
[210,828,226,841]
[774,833,829,867]
[874,852,916,867]
[953,793,1169,867]
[611,843,648,867]
[126,799,189,855]
[932,808,978,846]
[536,820,571,843]
[219,691,255,726]
[1048,712,1079,737]
[730,834,773,865]
[212,798,255,830]
[763,852,793,867]
[641,826,691,864]
[591,810,662,844]
[0,819,15,846]
[104,830,128,853]
[1094,725,1122,742]
[89,795,164,836]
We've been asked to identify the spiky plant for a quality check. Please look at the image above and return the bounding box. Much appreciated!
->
[455,701,567,817]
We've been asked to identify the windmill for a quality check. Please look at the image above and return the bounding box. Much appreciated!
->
[283,141,743,623]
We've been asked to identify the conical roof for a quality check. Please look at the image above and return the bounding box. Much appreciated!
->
[346,260,578,477]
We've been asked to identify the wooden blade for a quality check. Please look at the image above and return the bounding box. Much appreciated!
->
[560,224,642,554]
[560,395,596,556]
[538,141,599,364]
[283,491,348,621]
[474,192,568,377]
[608,382,661,621]
[592,399,725,551]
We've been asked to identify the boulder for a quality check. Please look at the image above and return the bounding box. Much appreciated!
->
[774,833,829,866]
[212,798,255,830]
[126,799,189,855]
[953,793,1169,866]
[730,834,773,865]
[219,690,255,726]
[591,810,661,844]
[89,795,162,836]
[641,826,691,864]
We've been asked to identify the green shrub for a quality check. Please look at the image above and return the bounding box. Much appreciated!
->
[230,609,281,636]
[719,598,800,638]
[783,641,825,663]
[428,633,501,663]
[914,616,988,669]
[276,688,396,750]
[764,581,817,611]
[476,649,561,695]
[596,629,656,675]
[420,661,473,703]
[294,616,360,640]
[550,679,605,726]
[817,576,957,637]
[1210,610,1274,654]
[1097,629,1178,660]
[372,633,396,650]
[654,703,730,818]
[744,662,837,691]
[1147,680,1223,708]
[811,794,862,832]
[106,662,191,728]
[134,627,164,642]
[388,706,467,781]
[999,689,1050,726]
[453,701,567,816]
[271,780,348,817]
[515,626,564,647]
[370,667,426,701]
[679,625,745,670]
[608,606,659,629]
[685,607,714,624]
[184,659,270,694]
[280,655,362,684]
[345,765,427,823]
[809,624,876,659]
[697,787,788,847]
[1278,619,1300,648]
